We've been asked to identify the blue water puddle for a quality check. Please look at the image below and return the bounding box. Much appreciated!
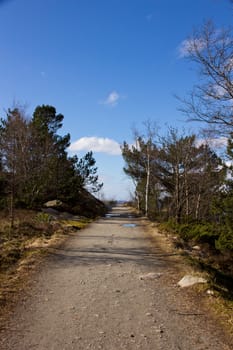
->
[105,213,121,218]
[122,223,137,228]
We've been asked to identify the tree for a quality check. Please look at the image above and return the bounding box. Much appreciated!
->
[122,122,160,217]
[0,103,105,223]
[28,105,72,205]
[121,140,143,211]
[213,133,233,251]
[75,151,103,193]
[158,129,224,222]
[122,125,225,222]
[0,108,29,226]
[179,21,233,136]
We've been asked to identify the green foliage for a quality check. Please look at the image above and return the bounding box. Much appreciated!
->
[75,151,103,193]
[161,220,221,246]
[0,104,104,217]
[216,229,233,252]
[34,212,52,224]
[122,128,225,222]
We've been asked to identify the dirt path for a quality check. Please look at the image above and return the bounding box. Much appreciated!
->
[0,206,231,349]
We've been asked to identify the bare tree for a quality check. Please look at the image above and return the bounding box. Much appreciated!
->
[179,21,233,136]
[0,108,29,227]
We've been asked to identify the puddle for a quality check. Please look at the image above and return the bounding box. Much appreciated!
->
[122,223,137,228]
[105,213,120,218]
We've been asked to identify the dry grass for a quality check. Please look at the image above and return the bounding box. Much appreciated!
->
[147,221,233,338]
[0,209,91,321]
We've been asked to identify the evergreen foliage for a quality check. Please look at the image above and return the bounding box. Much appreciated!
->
[0,105,104,222]
[122,127,233,260]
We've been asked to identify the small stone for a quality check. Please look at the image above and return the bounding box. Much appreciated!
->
[155,326,164,334]
[178,275,207,288]
[207,289,215,296]
[192,245,201,251]
[146,312,153,316]
[140,272,162,280]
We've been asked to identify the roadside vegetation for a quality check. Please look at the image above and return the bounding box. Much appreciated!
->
[122,21,233,301]
[0,104,106,307]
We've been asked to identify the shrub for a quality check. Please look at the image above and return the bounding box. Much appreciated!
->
[215,228,233,252]
[34,212,52,223]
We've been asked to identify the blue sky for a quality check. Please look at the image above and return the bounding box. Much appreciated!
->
[0,0,232,200]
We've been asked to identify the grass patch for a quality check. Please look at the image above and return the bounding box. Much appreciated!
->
[158,221,233,336]
[61,217,91,230]
[0,209,91,309]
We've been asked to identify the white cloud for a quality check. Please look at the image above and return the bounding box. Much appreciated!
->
[101,91,120,107]
[69,136,121,155]
[178,38,206,58]
[196,136,228,149]
[213,84,227,98]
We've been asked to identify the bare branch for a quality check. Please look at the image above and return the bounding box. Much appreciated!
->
[178,21,233,136]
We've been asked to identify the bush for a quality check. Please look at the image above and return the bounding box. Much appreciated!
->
[191,223,220,246]
[215,228,233,252]
[160,220,221,247]
[34,212,52,223]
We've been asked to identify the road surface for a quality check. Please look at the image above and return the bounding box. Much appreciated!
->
[0,206,231,349]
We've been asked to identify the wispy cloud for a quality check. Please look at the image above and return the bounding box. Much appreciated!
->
[69,136,121,155]
[196,136,228,149]
[178,38,206,58]
[100,91,120,107]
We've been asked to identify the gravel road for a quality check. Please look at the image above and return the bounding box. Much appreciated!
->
[0,206,231,350]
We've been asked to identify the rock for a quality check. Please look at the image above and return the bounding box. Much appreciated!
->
[42,207,60,217]
[192,245,201,251]
[59,212,74,219]
[207,289,215,296]
[44,199,63,208]
[139,272,162,280]
[178,275,207,288]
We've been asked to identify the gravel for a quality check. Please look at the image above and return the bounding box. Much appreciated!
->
[0,207,231,350]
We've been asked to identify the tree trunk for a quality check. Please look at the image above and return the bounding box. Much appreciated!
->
[184,171,189,218]
[145,144,150,217]
[195,193,201,220]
